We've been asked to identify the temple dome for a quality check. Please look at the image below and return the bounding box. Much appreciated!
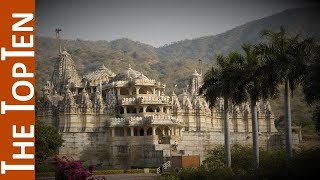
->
[84,64,116,84]
[111,65,149,82]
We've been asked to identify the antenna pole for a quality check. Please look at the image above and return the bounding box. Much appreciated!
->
[55,28,62,54]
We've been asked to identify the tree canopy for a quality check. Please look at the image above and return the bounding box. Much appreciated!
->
[36,120,64,163]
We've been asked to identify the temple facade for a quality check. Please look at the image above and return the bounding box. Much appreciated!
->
[37,32,299,169]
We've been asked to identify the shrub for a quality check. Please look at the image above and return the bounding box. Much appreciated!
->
[124,169,144,173]
[160,145,320,179]
[53,156,94,180]
[202,144,254,176]
[93,169,124,175]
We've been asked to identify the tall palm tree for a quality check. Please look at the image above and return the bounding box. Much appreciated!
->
[260,26,314,160]
[200,52,247,167]
[241,43,279,170]
[302,42,320,132]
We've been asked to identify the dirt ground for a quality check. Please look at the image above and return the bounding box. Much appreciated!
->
[299,133,320,149]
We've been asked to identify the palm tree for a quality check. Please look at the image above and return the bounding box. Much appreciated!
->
[302,42,320,132]
[260,26,315,160]
[200,52,247,167]
[241,43,279,170]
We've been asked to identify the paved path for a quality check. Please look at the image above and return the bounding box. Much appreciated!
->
[37,173,158,180]
[96,173,157,180]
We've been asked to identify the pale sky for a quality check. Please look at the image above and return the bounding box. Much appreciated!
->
[36,0,317,47]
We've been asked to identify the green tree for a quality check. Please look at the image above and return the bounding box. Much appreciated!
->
[259,26,314,159]
[240,43,279,170]
[302,43,320,133]
[36,120,64,163]
[200,52,247,167]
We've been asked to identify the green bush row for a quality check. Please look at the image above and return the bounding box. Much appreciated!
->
[158,145,320,179]
[93,168,157,175]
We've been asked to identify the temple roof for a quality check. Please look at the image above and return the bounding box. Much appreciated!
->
[111,65,149,82]
[84,64,116,83]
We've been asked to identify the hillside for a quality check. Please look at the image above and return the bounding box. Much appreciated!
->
[36,6,319,131]
[157,6,320,62]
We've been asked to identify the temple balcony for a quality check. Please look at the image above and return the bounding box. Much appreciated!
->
[133,79,157,86]
[119,97,137,105]
[137,96,170,105]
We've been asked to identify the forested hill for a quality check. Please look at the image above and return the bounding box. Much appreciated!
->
[36,6,320,131]
[157,6,320,62]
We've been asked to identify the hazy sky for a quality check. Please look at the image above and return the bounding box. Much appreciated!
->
[36,0,316,47]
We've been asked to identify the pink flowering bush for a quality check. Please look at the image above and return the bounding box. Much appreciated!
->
[53,156,94,180]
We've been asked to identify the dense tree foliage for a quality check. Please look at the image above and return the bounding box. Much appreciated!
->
[259,26,316,159]
[302,44,320,133]
[36,120,64,164]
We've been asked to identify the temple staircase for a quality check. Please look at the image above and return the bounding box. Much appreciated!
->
[156,160,171,174]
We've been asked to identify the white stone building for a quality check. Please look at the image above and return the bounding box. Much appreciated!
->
[37,33,298,169]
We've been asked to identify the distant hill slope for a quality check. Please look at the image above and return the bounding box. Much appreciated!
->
[36,6,319,131]
[157,6,320,62]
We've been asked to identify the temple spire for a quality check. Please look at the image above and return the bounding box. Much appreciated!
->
[55,28,62,54]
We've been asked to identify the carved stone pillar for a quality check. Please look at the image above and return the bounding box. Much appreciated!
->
[111,128,115,137]
[130,127,134,136]
[144,128,147,136]
[152,126,156,135]
[124,106,127,114]
[117,88,120,96]
[124,128,127,136]
[136,87,140,95]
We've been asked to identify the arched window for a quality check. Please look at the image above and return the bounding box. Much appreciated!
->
[119,107,124,114]
[155,127,162,135]
[115,127,125,136]
[139,128,144,136]
[127,106,137,114]
[146,106,155,112]
[163,107,167,113]
[139,87,148,94]
[164,126,170,136]
[120,88,129,95]
[147,127,152,136]
[139,87,153,94]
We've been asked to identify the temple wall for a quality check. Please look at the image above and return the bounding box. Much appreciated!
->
[38,114,299,169]
[178,130,300,162]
